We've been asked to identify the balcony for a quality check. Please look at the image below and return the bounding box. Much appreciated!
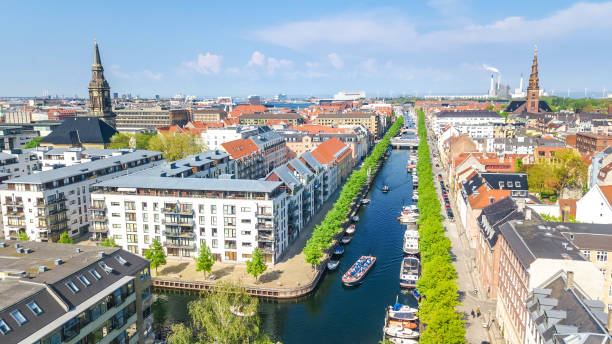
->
[4,199,22,206]
[90,203,106,210]
[163,230,195,238]
[162,207,194,216]
[48,206,67,215]
[92,214,107,221]
[256,223,274,230]
[162,219,195,226]
[46,195,67,204]
[257,234,274,243]
[90,225,108,233]
[256,212,274,218]
[163,241,196,250]
[49,217,68,226]
[259,246,274,255]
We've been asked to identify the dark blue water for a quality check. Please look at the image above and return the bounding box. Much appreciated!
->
[157,149,416,343]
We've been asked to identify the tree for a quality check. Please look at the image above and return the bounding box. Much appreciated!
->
[246,248,267,282]
[109,133,132,149]
[57,232,73,244]
[18,231,30,241]
[144,239,167,274]
[109,132,156,150]
[195,243,215,277]
[101,237,120,247]
[486,104,494,111]
[148,133,203,161]
[24,137,42,148]
[168,323,194,344]
[152,297,168,338]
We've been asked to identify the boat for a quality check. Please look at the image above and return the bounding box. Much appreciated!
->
[412,289,422,302]
[361,198,371,205]
[341,235,352,244]
[399,206,419,224]
[388,338,419,344]
[352,215,360,222]
[387,303,419,321]
[403,230,419,256]
[334,245,345,255]
[382,185,389,193]
[342,255,376,286]
[399,256,420,289]
[346,224,356,235]
[327,259,340,270]
[384,324,419,339]
[230,305,255,317]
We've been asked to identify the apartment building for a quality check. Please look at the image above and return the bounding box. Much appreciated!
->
[311,137,353,185]
[249,127,288,175]
[433,111,505,139]
[33,147,136,171]
[0,150,163,242]
[114,107,190,131]
[0,125,39,150]
[220,138,266,180]
[576,132,612,154]
[280,130,365,162]
[0,149,40,182]
[315,112,382,138]
[0,241,153,344]
[238,113,305,126]
[191,109,227,123]
[201,126,259,150]
[90,177,288,264]
[496,220,604,344]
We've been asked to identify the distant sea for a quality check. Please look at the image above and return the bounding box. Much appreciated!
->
[264,101,313,110]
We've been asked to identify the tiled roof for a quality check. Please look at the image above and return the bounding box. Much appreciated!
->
[311,137,351,165]
[468,184,511,209]
[600,185,612,208]
[220,138,261,160]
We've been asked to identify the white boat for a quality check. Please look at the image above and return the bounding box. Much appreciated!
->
[361,198,370,205]
[399,257,420,289]
[346,224,356,235]
[403,230,419,255]
[384,325,419,339]
[387,303,419,320]
[388,338,418,344]
[352,215,360,222]
[327,259,340,271]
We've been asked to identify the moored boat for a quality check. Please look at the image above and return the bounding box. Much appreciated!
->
[341,235,352,244]
[352,215,360,222]
[361,198,370,205]
[382,185,389,193]
[346,224,356,235]
[387,303,419,321]
[388,338,418,344]
[383,324,419,339]
[399,256,420,289]
[342,255,376,286]
[327,259,340,270]
[403,229,419,256]
[334,245,345,255]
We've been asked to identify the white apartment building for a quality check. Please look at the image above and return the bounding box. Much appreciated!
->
[91,177,288,264]
[0,149,40,182]
[433,110,505,139]
[201,126,258,150]
[0,150,163,242]
[32,147,139,171]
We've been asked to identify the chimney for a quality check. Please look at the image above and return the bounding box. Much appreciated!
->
[525,208,532,220]
[489,196,495,205]
[566,271,574,289]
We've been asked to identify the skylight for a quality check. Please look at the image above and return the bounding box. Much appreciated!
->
[90,269,102,280]
[27,302,43,316]
[77,274,91,287]
[66,281,80,294]
[10,310,26,325]
[0,319,11,334]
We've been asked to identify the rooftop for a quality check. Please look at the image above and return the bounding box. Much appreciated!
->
[39,117,118,145]
[94,175,283,193]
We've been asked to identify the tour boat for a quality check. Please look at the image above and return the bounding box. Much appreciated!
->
[399,256,420,289]
[341,235,352,245]
[334,245,345,256]
[346,224,356,235]
[327,259,340,271]
[383,324,419,339]
[382,185,390,193]
[387,303,419,321]
[403,230,419,256]
[342,255,376,286]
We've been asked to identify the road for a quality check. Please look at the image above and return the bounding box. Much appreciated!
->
[425,123,501,344]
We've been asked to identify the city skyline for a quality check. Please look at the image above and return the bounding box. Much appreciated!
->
[2,1,612,97]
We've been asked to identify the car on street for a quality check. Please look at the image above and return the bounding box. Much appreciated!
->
[445,204,451,209]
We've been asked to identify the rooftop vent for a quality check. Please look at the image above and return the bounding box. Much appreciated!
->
[97,251,105,258]
[23,248,32,254]
[54,258,63,265]
[76,248,81,253]
[16,248,24,254]
[38,266,47,273]
[15,243,20,248]
[0,243,7,248]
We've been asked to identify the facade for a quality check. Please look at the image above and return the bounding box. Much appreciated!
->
[315,112,381,138]
[0,241,153,344]
[311,137,353,185]
[114,108,190,131]
[432,111,505,139]
[33,147,129,171]
[220,138,265,179]
[0,125,38,150]
[575,184,612,224]
[281,131,363,162]
[88,41,116,128]
[238,113,305,126]
[0,149,40,182]
[0,150,163,242]
[201,127,258,151]
[91,177,288,264]
[576,132,612,153]
[249,127,288,175]
[496,220,604,344]
[191,109,227,123]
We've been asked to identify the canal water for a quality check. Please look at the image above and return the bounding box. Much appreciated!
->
[157,149,416,343]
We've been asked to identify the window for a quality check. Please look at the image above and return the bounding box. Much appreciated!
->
[223,205,236,215]
[199,204,205,213]
[515,181,521,188]
[11,310,26,325]
[144,235,150,244]
[199,216,206,225]
[77,275,91,287]
[143,224,149,233]
[212,239,218,248]
[126,223,137,232]
[211,205,217,214]
[111,202,120,206]
[224,217,236,227]
[112,224,121,229]
[112,213,120,217]
[601,268,607,277]
[66,281,80,293]
[211,217,217,225]
[27,301,43,316]
[0,319,10,334]
[89,269,102,280]
[142,202,148,210]
[498,181,504,188]
[125,201,135,210]
[127,234,138,243]
[583,250,591,260]
[115,255,129,265]
[597,251,608,262]
[507,181,513,187]
[224,228,236,238]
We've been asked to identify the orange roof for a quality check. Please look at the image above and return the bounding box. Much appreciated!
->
[558,198,578,218]
[311,137,352,165]
[468,184,511,209]
[291,124,346,134]
[223,118,240,126]
[220,138,261,160]
[600,185,612,207]
[229,104,268,117]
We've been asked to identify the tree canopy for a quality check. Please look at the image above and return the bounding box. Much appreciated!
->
[24,137,42,148]
[18,231,30,241]
[526,148,587,197]
[144,239,167,274]
[195,243,215,277]
[109,132,156,150]
[149,132,204,161]
[57,232,73,244]
[101,237,120,247]
[246,248,267,282]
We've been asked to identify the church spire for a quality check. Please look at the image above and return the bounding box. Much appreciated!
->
[526,45,540,113]
[88,40,116,127]
[93,39,102,66]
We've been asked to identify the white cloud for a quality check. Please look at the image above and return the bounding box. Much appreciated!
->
[267,57,293,74]
[183,52,223,74]
[328,53,344,69]
[110,64,162,80]
[252,2,612,51]
[143,70,162,80]
[248,51,265,66]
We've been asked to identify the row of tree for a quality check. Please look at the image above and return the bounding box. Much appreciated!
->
[303,115,404,266]
[414,109,466,344]
[109,132,204,161]
[523,148,588,199]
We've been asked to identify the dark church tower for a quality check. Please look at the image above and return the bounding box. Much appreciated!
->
[88,40,116,127]
[526,46,540,113]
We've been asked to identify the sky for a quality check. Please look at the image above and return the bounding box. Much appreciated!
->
[2,0,612,98]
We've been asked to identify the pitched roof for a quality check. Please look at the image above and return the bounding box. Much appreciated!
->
[311,136,351,165]
[599,185,612,208]
[220,138,261,160]
[435,110,501,118]
[40,117,117,145]
[468,184,511,209]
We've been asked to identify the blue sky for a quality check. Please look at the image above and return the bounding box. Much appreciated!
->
[2,0,612,98]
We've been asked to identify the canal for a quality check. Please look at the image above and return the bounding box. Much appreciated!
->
[156,148,416,343]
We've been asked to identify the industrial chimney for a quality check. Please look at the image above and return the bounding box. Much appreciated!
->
[489,75,496,97]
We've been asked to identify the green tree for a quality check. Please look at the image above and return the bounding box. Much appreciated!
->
[168,323,194,344]
[18,231,30,241]
[57,232,73,244]
[152,297,168,338]
[24,137,42,148]
[486,104,494,111]
[195,243,215,277]
[144,239,167,274]
[101,237,120,247]
[148,133,203,161]
[514,158,523,172]
[246,248,267,282]
[109,133,132,149]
